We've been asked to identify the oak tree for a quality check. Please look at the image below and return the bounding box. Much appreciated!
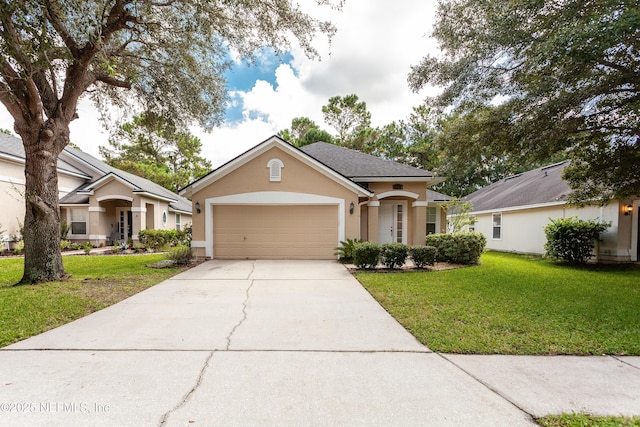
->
[409,0,639,203]
[0,0,341,283]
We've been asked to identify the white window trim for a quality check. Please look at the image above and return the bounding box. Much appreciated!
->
[492,212,502,240]
[267,158,284,182]
[162,211,167,227]
[175,213,181,231]
[70,208,88,236]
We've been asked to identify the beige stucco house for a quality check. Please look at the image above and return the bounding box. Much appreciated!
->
[465,161,639,262]
[180,135,445,260]
[0,133,191,249]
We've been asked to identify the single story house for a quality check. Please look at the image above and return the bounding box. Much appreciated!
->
[180,135,445,260]
[465,161,639,263]
[0,133,192,248]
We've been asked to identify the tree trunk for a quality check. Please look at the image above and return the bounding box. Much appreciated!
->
[18,123,68,284]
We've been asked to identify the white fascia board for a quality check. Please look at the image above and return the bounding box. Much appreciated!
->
[353,177,444,184]
[168,207,192,215]
[133,190,177,203]
[469,200,568,215]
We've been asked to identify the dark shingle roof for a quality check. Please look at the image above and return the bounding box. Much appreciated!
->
[300,142,434,179]
[465,161,571,212]
[62,146,192,213]
[0,133,90,178]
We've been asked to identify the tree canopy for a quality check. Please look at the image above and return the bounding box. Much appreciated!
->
[0,0,342,283]
[100,112,212,192]
[409,0,640,203]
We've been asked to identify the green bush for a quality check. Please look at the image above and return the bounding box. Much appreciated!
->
[334,238,362,263]
[353,241,381,269]
[380,243,409,269]
[544,217,610,264]
[13,240,24,255]
[409,245,438,268]
[138,229,178,250]
[60,239,71,250]
[167,245,193,265]
[425,232,486,265]
[81,242,93,255]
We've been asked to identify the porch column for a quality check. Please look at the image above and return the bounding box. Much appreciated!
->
[88,206,106,246]
[367,201,379,243]
[131,206,147,242]
[412,201,428,246]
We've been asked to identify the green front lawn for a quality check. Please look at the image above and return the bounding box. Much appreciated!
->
[0,254,186,347]
[356,251,640,355]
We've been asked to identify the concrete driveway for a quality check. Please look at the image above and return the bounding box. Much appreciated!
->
[1,260,636,426]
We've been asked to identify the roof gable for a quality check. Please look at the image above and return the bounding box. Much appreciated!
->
[180,135,373,197]
[466,161,571,212]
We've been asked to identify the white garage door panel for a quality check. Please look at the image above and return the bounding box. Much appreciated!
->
[213,205,338,259]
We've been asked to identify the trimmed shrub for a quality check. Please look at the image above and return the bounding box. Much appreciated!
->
[425,232,487,265]
[544,217,610,264]
[409,245,438,268]
[353,241,381,269]
[167,245,193,265]
[380,243,409,269]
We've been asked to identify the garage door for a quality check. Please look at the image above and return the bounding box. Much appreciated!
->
[213,205,339,259]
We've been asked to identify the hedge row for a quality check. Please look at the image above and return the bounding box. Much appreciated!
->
[352,232,487,269]
[352,242,438,269]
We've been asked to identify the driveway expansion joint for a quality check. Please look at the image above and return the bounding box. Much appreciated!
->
[158,350,215,426]
[611,355,640,370]
[437,353,538,423]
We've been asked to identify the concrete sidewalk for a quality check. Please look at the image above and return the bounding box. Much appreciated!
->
[0,260,638,426]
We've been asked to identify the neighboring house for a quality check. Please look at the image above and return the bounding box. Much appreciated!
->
[0,133,192,248]
[465,161,639,263]
[180,135,444,260]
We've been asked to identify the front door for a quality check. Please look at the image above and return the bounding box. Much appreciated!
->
[116,208,132,241]
[378,201,407,244]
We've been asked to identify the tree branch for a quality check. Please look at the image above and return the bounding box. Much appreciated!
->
[93,72,132,89]
[43,0,80,56]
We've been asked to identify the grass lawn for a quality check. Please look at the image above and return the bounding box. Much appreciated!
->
[356,251,640,355]
[538,414,640,427]
[0,254,188,347]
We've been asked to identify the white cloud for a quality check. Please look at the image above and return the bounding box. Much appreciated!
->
[0,0,442,170]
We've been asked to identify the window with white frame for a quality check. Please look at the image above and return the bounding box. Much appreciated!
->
[162,211,167,226]
[70,208,87,235]
[426,207,437,235]
[175,213,181,231]
[267,158,284,182]
[492,213,502,239]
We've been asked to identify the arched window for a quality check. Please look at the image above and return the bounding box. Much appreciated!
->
[267,158,284,182]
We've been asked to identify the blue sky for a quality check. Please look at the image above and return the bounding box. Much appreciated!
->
[224,50,295,123]
[0,1,440,168]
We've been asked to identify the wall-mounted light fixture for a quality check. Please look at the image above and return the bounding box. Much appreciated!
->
[349,202,355,215]
[624,204,633,216]
[195,201,201,214]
